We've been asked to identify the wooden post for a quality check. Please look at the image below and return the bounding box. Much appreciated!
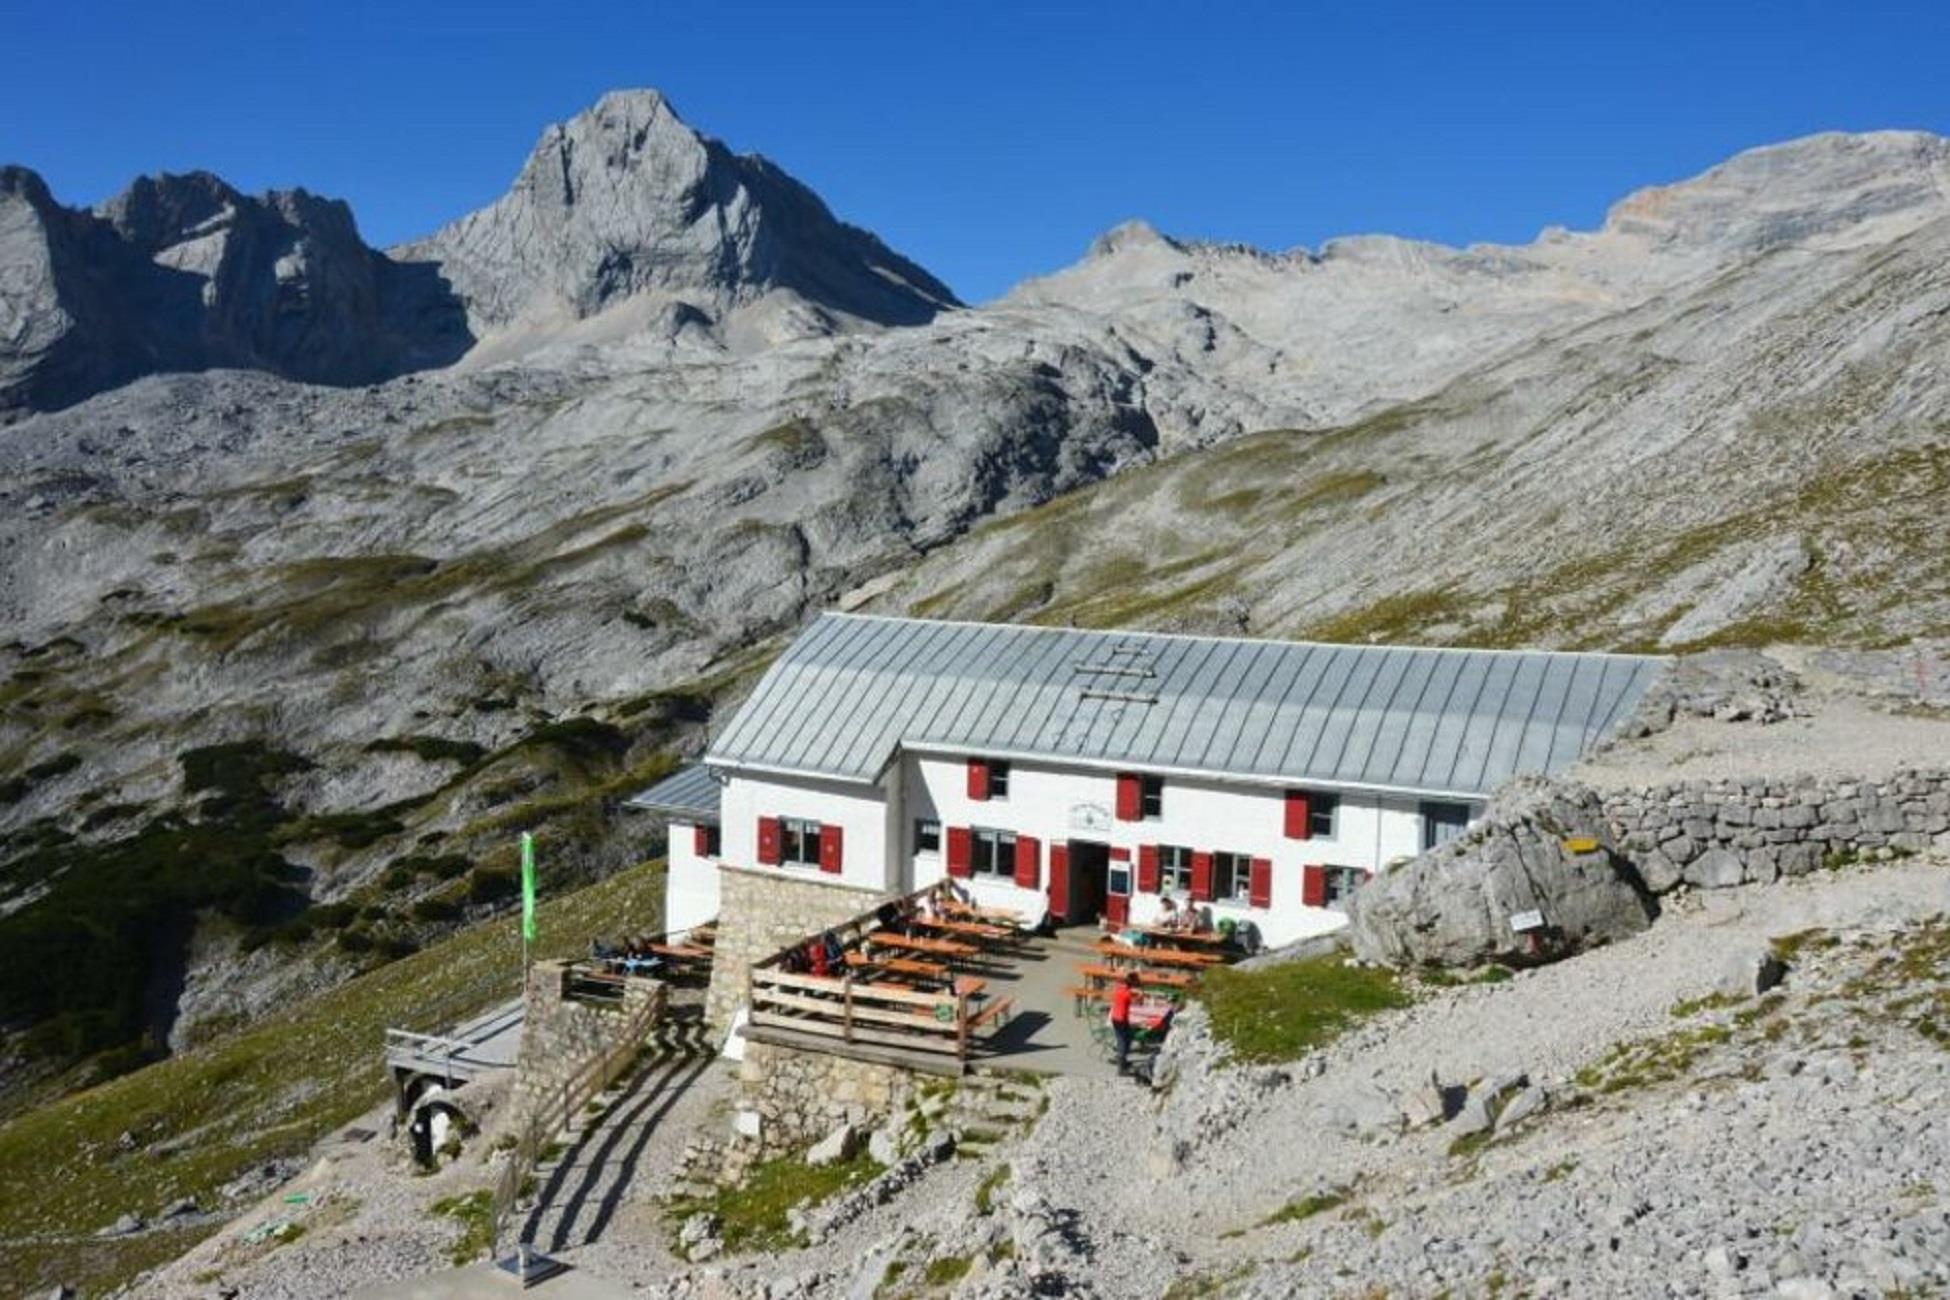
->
[842,975,855,1043]
[955,990,969,1061]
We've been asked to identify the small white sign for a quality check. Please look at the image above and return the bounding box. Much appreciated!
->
[1068,801,1112,832]
[1509,909,1545,933]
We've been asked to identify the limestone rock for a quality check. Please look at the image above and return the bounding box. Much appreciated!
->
[1716,945,1788,999]
[806,1122,861,1167]
[1347,779,1655,968]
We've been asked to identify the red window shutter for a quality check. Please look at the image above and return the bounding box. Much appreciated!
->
[1190,851,1213,902]
[1014,835,1040,889]
[967,759,991,802]
[1047,843,1070,918]
[1285,790,1312,840]
[1302,863,1327,908]
[946,826,973,878]
[819,824,844,875]
[1115,773,1141,821]
[1137,844,1160,894]
[692,824,710,857]
[1248,857,1272,908]
[757,816,782,866]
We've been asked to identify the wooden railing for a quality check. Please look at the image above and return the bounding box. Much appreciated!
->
[744,882,1014,1063]
[750,967,969,1056]
[485,977,663,1261]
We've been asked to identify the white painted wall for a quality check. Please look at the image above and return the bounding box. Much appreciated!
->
[719,769,899,893]
[665,819,721,939]
[904,752,1479,949]
[696,755,1480,950]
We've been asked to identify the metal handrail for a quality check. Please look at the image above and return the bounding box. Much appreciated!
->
[484,987,664,1261]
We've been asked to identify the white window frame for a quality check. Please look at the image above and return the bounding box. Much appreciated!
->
[1211,850,1254,904]
[1140,774,1164,820]
[1157,843,1194,893]
[970,826,1017,879]
[988,761,1012,799]
[914,818,941,855]
[781,817,823,869]
[1323,865,1367,911]
[1309,792,1340,839]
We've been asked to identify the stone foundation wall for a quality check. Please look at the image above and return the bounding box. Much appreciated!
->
[1603,768,1950,892]
[702,865,890,1029]
[514,959,667,1111]
[729,1038,918,1166]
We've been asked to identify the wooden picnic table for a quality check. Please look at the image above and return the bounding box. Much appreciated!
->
[940,898,1026,926]
[909,916,1015,943]
[1091,939,1224,969]
[844,951,951,982]
[1075,961,1196,990]
[1129,923,1229,947]
[645,942,712,962]
[869,931,979,960]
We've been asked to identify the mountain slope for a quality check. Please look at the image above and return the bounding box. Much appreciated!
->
[2,101,1948,1109]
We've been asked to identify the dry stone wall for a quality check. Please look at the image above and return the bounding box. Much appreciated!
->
[1350,768,1950,968]
[702,865,891,1029]
[1606,768,1950,891]
[728,1039,918,1168]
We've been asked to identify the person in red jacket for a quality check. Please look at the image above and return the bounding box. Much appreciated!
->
[1109,970,1138,1075]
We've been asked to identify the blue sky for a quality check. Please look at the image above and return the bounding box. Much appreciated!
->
[4,0,1947,302]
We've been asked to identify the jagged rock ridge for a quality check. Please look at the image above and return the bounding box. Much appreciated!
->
[0,166,472,416]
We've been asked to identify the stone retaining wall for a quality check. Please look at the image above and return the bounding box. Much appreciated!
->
[702,865,891,1029]
[1604,768,1950,892]
[1349,768,1950,969]
[514,959,666,1111]
[727,1038,918,1170]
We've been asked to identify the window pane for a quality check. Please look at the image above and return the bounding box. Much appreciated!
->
[915,819,940,854]
[990,761,1011,798]
[1310,793,1339,839]
[1421,801,1470,851]
[1141,776,1164,817]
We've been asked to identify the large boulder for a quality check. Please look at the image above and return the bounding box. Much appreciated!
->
[1347,778,1656,968]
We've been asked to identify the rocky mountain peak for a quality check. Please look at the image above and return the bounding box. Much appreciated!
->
[398,88,958,340]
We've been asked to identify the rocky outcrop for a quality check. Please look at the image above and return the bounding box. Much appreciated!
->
[1351,768,1950,967]
[0,167,470,416]
[1347,779,1657,969]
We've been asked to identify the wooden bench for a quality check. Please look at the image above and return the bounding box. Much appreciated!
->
[869,932,979,960]
[844,951,951,982]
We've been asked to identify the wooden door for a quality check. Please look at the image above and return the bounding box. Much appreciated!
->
[1047,843,1070,921]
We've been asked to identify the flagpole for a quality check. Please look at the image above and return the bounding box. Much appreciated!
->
[520,831,537,994]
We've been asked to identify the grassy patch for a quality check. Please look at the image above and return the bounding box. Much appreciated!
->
[973,1162,1011,1215]
[1670,992,1743,1018]
[667,1153,882,1256]
[1258,1190,1347,1228]
[0,859,666,1296]
[1196,956,1410,1063]
[1573,1024,1732,1095]
[1161,1263,1256,1300]
[430,1189,494,1266]
[922,1255,972,1286]
[365,735,488,767]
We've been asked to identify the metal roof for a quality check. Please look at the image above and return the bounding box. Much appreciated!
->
[706,614,1667,799]
[624,763,721,822]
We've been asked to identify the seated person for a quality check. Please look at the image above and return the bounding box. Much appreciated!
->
[1157,896,1180,929]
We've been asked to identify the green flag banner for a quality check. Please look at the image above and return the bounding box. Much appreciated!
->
[520,831,538,944]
